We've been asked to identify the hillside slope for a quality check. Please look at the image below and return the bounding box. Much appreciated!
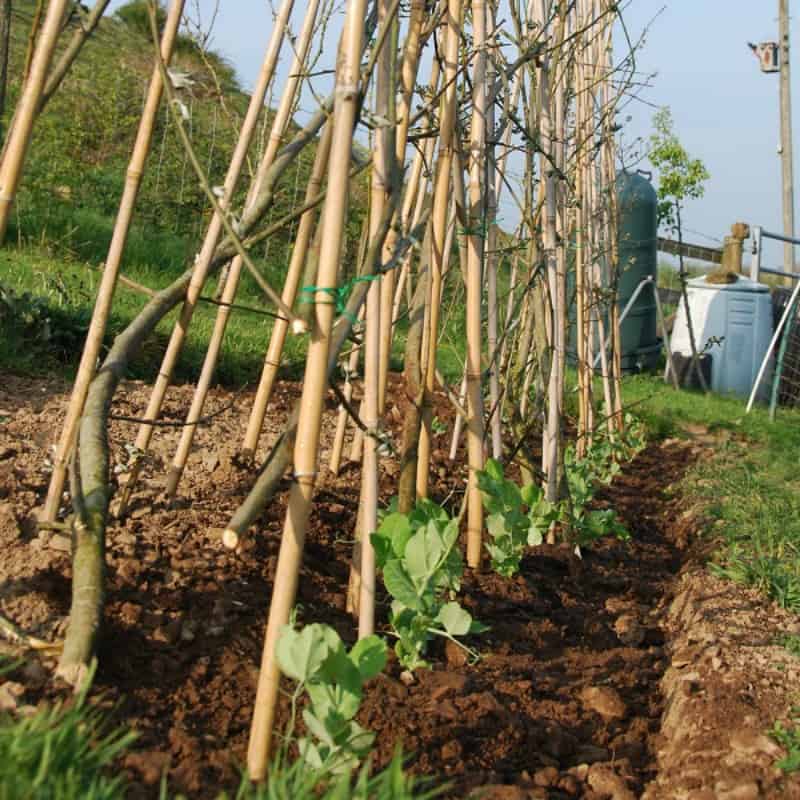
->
[0,1,367,384]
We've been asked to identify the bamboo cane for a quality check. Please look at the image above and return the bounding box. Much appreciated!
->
[329,307,365,475]
[115,0,305,514]
[575,33,588,458]
[416,0,461,501]
[40,0,186,524]
[236,0,334,460]
[485,18,502,461]
[166,3,327,498]
[539,0,561,503]
[246,0,372,775]
[551,13,568,506]
[0,0,71,241]
[357,0,398,637]
[464,0,487,566]
[377,0,425,412]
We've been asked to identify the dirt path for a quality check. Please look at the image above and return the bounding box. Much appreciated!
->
[0,375,799,798]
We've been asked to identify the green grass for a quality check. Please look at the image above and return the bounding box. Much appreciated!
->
[0,663,135,800]
[778,634,800,659]
[0,240,314,387]
[771,713,800,773]
[0,668,440,799]
[620,374,800,614]
[656,259,707,291]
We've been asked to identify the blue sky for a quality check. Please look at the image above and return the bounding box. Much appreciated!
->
[618,1,797,266]
[107,0,799,267]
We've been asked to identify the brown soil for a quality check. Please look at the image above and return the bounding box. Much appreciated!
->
[0,374,798,798]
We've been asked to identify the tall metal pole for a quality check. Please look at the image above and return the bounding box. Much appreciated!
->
[780,0,796,281]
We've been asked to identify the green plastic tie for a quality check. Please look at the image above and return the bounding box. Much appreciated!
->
[299,274,381,325]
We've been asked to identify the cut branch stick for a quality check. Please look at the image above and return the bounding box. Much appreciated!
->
[56,77,340,683]
[40,0,186,524]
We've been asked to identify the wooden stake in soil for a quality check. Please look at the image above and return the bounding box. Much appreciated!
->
[356,0,397,635]
[246,0,371,775]
[40,0,186,524]
[416,0,461,501]
[464,0,488,566]
[377,0,426,412]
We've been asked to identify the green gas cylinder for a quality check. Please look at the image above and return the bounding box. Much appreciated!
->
[616,170,660,372]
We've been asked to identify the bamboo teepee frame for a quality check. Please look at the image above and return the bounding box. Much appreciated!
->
[7,0,651,776]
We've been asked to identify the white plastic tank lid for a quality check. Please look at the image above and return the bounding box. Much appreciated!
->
[686,275,769,293]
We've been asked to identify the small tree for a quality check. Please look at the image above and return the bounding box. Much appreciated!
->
[649,107,710,390]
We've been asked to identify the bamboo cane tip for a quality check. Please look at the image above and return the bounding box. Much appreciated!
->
[222,528,239,550]
[290,318,308,336]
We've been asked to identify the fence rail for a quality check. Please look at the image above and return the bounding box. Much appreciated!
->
[749,225,800,283]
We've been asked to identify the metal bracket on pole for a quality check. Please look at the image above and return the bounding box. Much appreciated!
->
[750,225,762,282]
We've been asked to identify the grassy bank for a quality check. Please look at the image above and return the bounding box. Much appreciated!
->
[0,242,313,387]
[622,374,800,614]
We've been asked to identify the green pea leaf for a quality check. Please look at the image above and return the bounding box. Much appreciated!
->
[383,559,422,610]
[405,524,444,585]
[436,601,473,636]
[484,458,504,482]
[377,512,414,557]
[520,482,543,508]
[349,635,387,681]
[527,518,544,546]
[276,623,335,683]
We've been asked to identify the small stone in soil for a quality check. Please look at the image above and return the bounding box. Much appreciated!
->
[614,613,645,646]
[587,764,635,800]
[580,686,627,720]
[440,740,462,761]
[48,533,71,552]
[445,638,468,667]
[714,780,760,800]
[533,766,559,787]
[0,681,25,711]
